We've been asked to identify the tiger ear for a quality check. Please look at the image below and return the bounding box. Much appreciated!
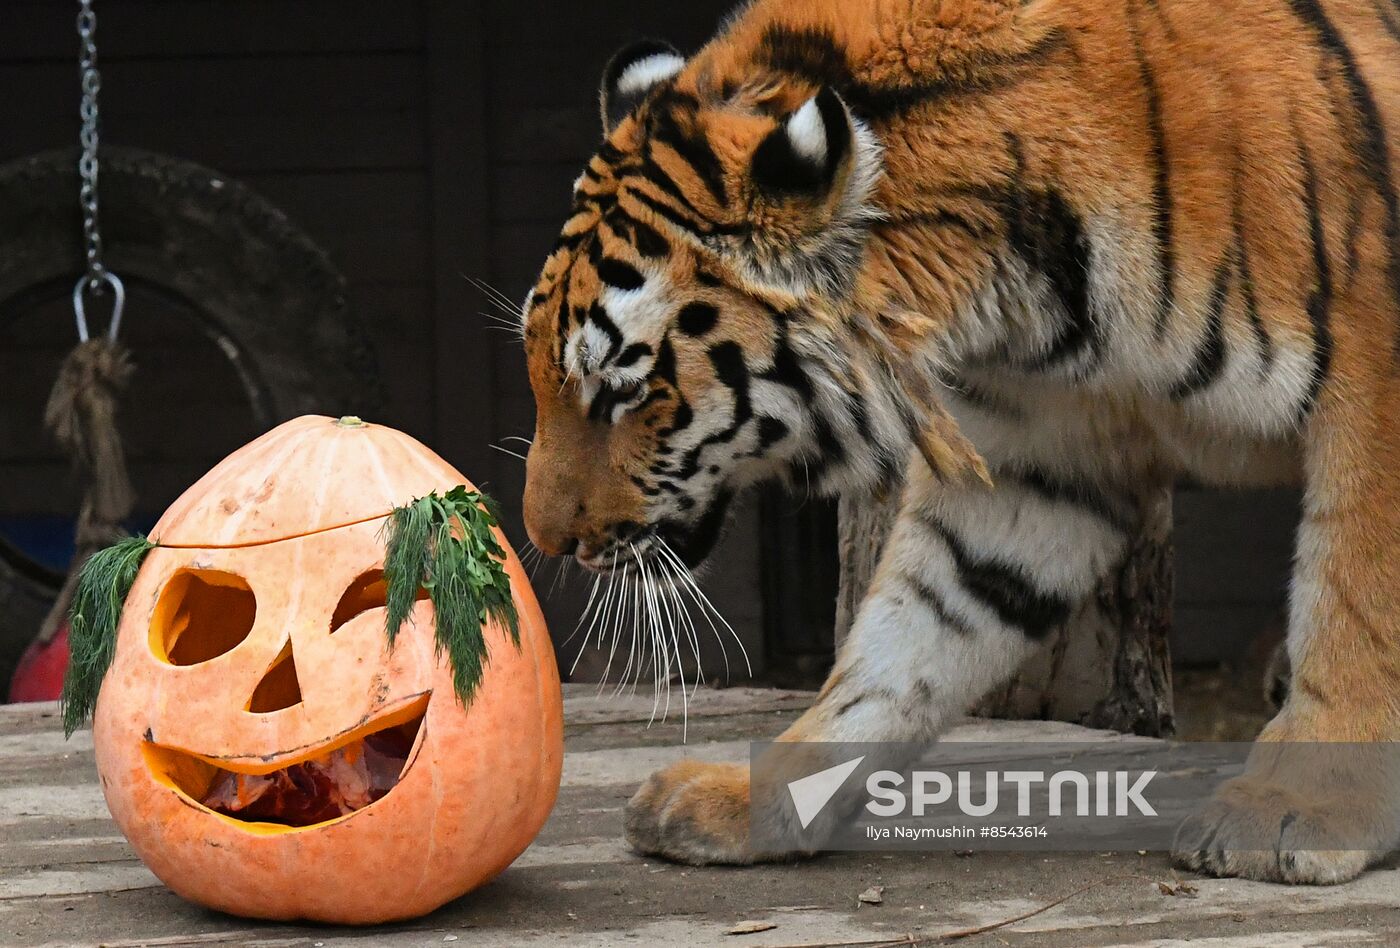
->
[751,87,854,197]
[600,40,686,133]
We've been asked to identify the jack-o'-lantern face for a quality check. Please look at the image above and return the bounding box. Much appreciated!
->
[92,417,563,924]
[131,523,435,830]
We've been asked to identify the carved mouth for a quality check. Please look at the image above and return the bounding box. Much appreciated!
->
[143,693,429,831]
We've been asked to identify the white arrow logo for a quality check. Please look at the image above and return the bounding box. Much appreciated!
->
[787,755,866,829]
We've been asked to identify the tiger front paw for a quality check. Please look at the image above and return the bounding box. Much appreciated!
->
[1172,774,1381,885]
[624,760,795,866]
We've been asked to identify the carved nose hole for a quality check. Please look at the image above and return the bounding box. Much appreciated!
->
[331,570,426,634]
[151,569,256,665]
[247,641,302,713]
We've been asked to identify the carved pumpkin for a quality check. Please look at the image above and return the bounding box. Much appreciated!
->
[89,416,562,923]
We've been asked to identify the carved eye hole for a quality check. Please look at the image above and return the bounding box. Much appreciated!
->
[331,570,427,634]
[151,569,256,666]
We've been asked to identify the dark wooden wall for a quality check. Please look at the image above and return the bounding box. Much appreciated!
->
[0,0,1293,683]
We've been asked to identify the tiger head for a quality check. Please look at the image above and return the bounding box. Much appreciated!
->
[521,38,979,573]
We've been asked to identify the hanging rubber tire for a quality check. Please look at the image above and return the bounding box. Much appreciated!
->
[0,146,383,692]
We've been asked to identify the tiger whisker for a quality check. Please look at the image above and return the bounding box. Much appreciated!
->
[479,310,522,327]
[642,550,683,730]
[611,557,639,698]
[477,307,526,340]
[638,548,685,729]
[597,554,631,693]
[466,276,525,318]
[547,555,571,599]
[611,555,646,699]
[656,538,752,679]
[520,538,551,581]
[666,567,706,698]
[632,563,655,711]
[596,551,621,651]
[548,537,741,735]
[569,565,607,677]
[650,552,695,694]
[653,543,718,687]
[563,566,604,650]
[633,550,660,724]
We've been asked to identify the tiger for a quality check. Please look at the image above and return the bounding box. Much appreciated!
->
[518,0,1400,884]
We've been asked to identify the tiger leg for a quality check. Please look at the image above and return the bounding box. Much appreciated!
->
[1174,378,1400,884]
[625,402,1139,865]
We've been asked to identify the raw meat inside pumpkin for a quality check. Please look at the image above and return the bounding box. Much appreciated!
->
[201,723,416,826]
[145,698,427,829]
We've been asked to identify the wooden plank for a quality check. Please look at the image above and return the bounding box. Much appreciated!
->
[0,410,258,468]
[490,105,596,164]
[349,283,433,345]
[109,112,422,174]
[483,3,730,51]
[243,171,430,232]
[0,1,424,62]
[0,460,238,518]
[0,866,160,900]
[1174,488,1296,605]
[317,227,431,285]
[561,684,811,725]
[489,223,562,290]
[425,0,496,484]
[366,343,437,432]
[0,55,422,131]
[489,44,615,109]
[491,162,578,223]
[490,339,532,397]
[0,289,265,352]
[486,0,734,109]
[0,113,424,172]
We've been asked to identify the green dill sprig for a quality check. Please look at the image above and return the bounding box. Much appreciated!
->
[61,534,157,737]
[382,486,519,707]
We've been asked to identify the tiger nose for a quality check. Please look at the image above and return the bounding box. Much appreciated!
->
[522,503,579,557]
[522,473,583,557]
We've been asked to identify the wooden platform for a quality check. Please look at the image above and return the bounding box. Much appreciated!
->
[5,687,1400,947]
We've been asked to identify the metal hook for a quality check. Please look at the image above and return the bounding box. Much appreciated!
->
[72,270,125,343]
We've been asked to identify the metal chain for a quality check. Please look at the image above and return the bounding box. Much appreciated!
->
[73,0,124,342]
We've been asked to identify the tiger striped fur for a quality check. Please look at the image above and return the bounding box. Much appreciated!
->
[520,0,1400,884]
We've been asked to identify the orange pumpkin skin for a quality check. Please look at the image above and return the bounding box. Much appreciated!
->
[92,416,563,924]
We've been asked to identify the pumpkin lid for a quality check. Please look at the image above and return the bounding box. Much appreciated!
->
[151,415,471,547]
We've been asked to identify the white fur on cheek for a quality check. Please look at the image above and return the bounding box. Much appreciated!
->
[600,271,673,339]
[616,53,686,97]
[579,321,614,374]
[786,96,828,165]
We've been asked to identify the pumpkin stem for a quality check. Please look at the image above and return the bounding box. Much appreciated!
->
[61,534,158,737]
[335,415,366,427]
[381,486,519,707]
